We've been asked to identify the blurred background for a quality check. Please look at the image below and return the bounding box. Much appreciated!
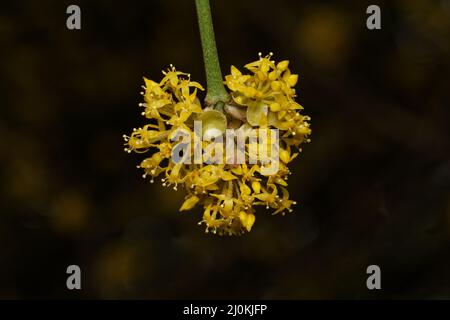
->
[1,0,449,299]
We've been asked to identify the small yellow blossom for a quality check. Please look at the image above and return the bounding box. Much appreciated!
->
[180,195,200,211]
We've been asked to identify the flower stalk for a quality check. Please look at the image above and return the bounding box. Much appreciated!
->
[195,0,230,106]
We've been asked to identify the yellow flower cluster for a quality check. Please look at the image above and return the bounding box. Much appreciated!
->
[124,55,311,235]
[225,53,311,137]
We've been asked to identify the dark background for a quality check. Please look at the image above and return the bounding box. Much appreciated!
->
[1,0,449,299]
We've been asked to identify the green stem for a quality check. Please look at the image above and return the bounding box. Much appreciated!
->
[195,0,230,106]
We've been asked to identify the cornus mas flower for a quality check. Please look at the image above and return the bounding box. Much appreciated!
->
[123,54,311,235]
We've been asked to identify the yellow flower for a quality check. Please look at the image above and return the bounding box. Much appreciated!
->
[224,53,304,129]
[239,211,256,232]
[180,195,200,211]
[124,55,311,235]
